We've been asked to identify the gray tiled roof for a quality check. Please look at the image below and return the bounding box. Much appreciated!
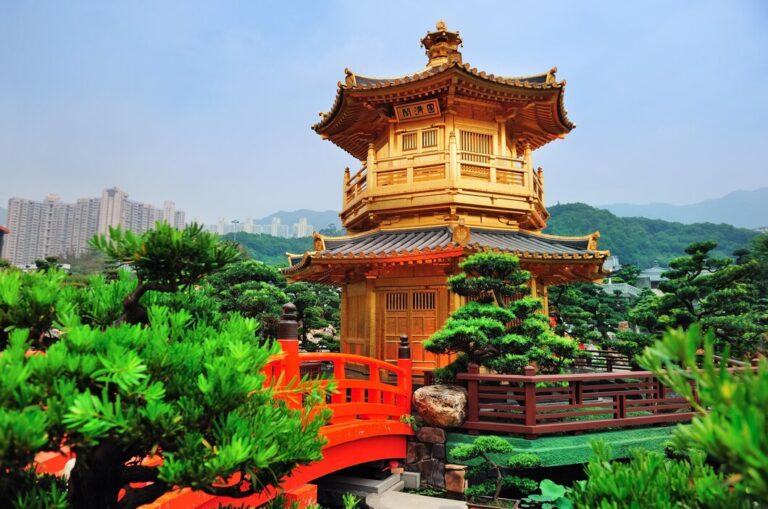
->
[284,226,606,277]
[321,227,596,257]
[324,228,452,255]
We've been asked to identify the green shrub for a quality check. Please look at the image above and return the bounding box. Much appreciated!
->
[569,443,741,508]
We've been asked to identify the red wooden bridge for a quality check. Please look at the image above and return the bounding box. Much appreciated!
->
[36,308,414,509]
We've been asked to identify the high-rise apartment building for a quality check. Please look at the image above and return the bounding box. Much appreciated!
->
[98,187,128,235]
[1,188,187,265]
[293,217,314,238]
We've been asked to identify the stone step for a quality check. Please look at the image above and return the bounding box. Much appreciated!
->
[317,473,402,495]
[366,490,468,509]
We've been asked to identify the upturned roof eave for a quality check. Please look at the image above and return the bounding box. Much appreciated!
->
[312,63,574,135]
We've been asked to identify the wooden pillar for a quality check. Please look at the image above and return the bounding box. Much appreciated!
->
[366,143,377,192]
[340,285,351,354]
[342,167,350,207]
[448,120,458,185]
[367,278,377,358]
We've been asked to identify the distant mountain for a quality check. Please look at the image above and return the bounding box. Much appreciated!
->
[0,206,6,226]
[600,188,768,229]
[546,203,759,268]
[255,209,341,230]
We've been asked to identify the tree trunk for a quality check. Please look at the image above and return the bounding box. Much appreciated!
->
[69,442,125,509]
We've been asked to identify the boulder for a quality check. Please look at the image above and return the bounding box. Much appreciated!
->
[414,385,468,428]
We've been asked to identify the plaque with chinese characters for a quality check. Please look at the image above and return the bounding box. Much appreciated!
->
[394,99,441,122]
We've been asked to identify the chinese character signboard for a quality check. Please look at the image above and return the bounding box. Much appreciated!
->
[395,99,441,122]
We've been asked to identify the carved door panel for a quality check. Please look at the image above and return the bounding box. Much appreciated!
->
[381,289,441,372]
[383,291,409,362]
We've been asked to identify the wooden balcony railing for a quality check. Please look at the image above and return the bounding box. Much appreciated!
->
[343,154,534,206]
[343,166,367,205]
[456,364,743,439]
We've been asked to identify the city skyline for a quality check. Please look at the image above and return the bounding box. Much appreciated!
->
[1,2,766,224]
[2,187,185,265]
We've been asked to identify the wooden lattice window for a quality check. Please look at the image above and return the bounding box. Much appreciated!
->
[402,132,417,151]
[460,130,492,162]
[386,291,408,311]
[412,291,436,311]
[421,129,438,148]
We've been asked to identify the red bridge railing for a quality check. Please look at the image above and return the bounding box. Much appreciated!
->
[457,363,742,439]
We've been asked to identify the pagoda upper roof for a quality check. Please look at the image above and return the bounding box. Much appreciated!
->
[313,61,574,160]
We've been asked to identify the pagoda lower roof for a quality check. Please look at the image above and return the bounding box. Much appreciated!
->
[284,226,607,277]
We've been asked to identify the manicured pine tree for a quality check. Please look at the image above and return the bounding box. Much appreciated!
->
[630,240,767,356]
[425,251,579,375]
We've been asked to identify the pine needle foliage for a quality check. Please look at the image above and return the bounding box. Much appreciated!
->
[425,252,580,375]
[0,224,332,509]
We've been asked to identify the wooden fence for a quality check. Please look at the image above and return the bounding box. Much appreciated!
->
[455,364,738,438]
[573,349,633,372]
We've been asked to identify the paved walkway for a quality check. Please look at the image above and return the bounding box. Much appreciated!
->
[366,491,467,509]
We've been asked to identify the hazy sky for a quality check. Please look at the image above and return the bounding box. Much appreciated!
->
[1,1,767,223]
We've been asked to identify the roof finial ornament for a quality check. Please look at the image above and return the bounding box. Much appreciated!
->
[344,68,356,86]
[421,21,463,68]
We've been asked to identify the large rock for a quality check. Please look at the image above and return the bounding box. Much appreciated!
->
[414,385,468,428]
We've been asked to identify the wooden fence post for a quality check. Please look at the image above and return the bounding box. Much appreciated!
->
[523,365,537,438]
[278,303,300,408]
[397,335,413,413]
[467,363,480,433]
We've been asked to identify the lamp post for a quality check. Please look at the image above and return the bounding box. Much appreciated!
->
[231,219,240,243]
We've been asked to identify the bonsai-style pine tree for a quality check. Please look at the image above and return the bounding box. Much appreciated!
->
[450,436,540,504]
[549,282,637,344]
[0,224,331,509]
[90,222,241,325]
[205,259,289,338]
[630,240,767,356]
[425,252,579,375]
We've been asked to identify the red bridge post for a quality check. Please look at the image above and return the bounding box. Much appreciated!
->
[397,335,413,412]
[278,302,300,409]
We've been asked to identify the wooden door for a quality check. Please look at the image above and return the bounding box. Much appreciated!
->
[381,288,444,373]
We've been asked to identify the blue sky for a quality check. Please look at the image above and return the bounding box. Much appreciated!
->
[1,1,766,223]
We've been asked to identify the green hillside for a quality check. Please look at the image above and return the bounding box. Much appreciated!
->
[545,203,758,268]
[222,232,313,266]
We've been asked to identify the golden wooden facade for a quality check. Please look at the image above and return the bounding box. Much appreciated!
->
[286,22,608,373]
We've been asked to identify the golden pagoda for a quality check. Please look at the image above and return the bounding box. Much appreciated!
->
[285,22,608,374]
